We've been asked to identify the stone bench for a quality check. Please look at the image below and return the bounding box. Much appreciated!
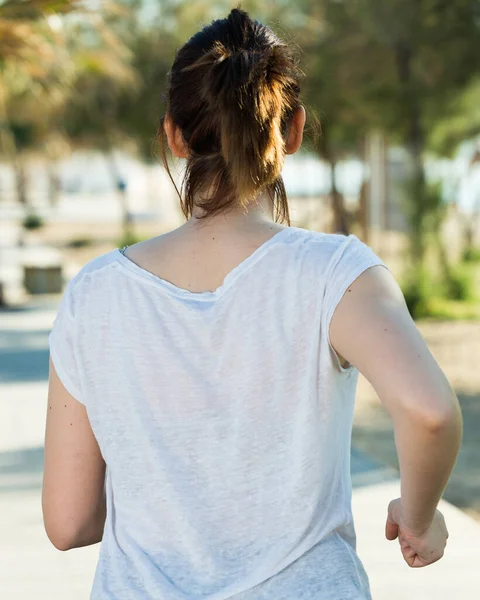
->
[23,265,63,294]
[22,247,64,295]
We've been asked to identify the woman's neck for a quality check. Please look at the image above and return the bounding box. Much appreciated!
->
[187,191,277,234]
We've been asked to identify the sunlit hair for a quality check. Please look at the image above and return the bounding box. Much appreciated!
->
[158,7,303,224]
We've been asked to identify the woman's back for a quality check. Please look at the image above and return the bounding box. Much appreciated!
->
[43,7,461,599]
[119,222,288,296]
[49,226,382,598]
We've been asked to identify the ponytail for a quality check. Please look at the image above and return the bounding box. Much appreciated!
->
[160,8,303,222]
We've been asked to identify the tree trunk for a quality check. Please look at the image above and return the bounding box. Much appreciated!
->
[0,74,29,209]
[105,150,134,242]
[318,121,349,235]
[395,42,427,264]
[358,178,368,243]
[358,134,369,243]
[0,72,16,163]
[328,158,349,234]
[407,103,427,262]
[47,160,61,209]
[464,195,480,257]
[14,153,28,206]
[437,237,454,293]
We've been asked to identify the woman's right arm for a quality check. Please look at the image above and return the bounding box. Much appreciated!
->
[329,265,463,566]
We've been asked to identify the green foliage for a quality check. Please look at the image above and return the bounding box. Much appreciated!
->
[67,236,94,248]
[114,28,174,161]
[463,247,480,262]
[116,232,149,249]
[402,259,479,320]
[440,264,477,302]
[400,178,447,264]
[10,124,36,151]
[418,297,480,321]
[2,0,480,253]
[22,213,44,229]
[4,0,480,167]
[428,78,480,158]
[401,265,436,320]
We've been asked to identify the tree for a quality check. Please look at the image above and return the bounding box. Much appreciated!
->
[61,4,138,239]
[0,0,82,304]
[428,79,480,158]
[345,0,480,262]
[292,0,388,235]
[0,0,81,206]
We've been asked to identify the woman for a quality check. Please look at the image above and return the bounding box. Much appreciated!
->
[42,8,462,599]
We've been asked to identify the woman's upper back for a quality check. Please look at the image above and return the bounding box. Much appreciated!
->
[48,225,384,599]
[120,222,290,296]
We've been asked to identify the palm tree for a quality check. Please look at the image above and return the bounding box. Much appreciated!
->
[0,0,82,204]
[60,6,138,240]
[0,0,135,216]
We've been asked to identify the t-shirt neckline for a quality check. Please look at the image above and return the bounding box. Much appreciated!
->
[114,226,296,301]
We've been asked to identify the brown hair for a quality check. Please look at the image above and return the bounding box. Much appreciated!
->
[158,7,303,224]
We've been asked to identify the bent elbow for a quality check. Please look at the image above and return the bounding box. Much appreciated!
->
[53,539,74,552]
[46,530,76,552]
[43,520,78,552]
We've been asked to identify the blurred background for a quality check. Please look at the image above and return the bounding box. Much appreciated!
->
[0,0,480,598]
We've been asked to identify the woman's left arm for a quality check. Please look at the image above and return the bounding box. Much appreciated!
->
[42,356,107,551]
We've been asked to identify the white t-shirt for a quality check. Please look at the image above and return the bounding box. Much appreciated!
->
[49,225,387,599]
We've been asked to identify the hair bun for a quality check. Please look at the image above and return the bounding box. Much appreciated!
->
[202,43,274,113]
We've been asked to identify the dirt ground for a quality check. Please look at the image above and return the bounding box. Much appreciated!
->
[353,321,480,521]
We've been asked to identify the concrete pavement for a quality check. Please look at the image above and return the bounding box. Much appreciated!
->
[354,480,480,599]
[1,299,479,599]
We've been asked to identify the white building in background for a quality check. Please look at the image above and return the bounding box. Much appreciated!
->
[1,143,479,234]
[0,150,182,228]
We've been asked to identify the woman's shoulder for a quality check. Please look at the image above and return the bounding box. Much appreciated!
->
[298,228,362,261]
[292,226,355,247]
[291,229,385,286]
[64,248,120,294]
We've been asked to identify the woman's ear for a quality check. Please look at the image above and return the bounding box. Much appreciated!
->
[164,114,189,159]
[285,105,306,155]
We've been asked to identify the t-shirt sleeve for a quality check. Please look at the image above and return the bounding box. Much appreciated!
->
[48,278,85,404]
[322,234,388,373]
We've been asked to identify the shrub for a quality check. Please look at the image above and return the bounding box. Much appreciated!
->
[401,266,435,320]
[67,236,94,248]
[441,266,476,302]
[423,298,480,320]
[463,247,480,262]
[22,213,44,230]
[402,261,478,320]
[117,232,149,249]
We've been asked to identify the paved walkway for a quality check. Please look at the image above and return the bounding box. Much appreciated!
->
[1,298,480,599]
